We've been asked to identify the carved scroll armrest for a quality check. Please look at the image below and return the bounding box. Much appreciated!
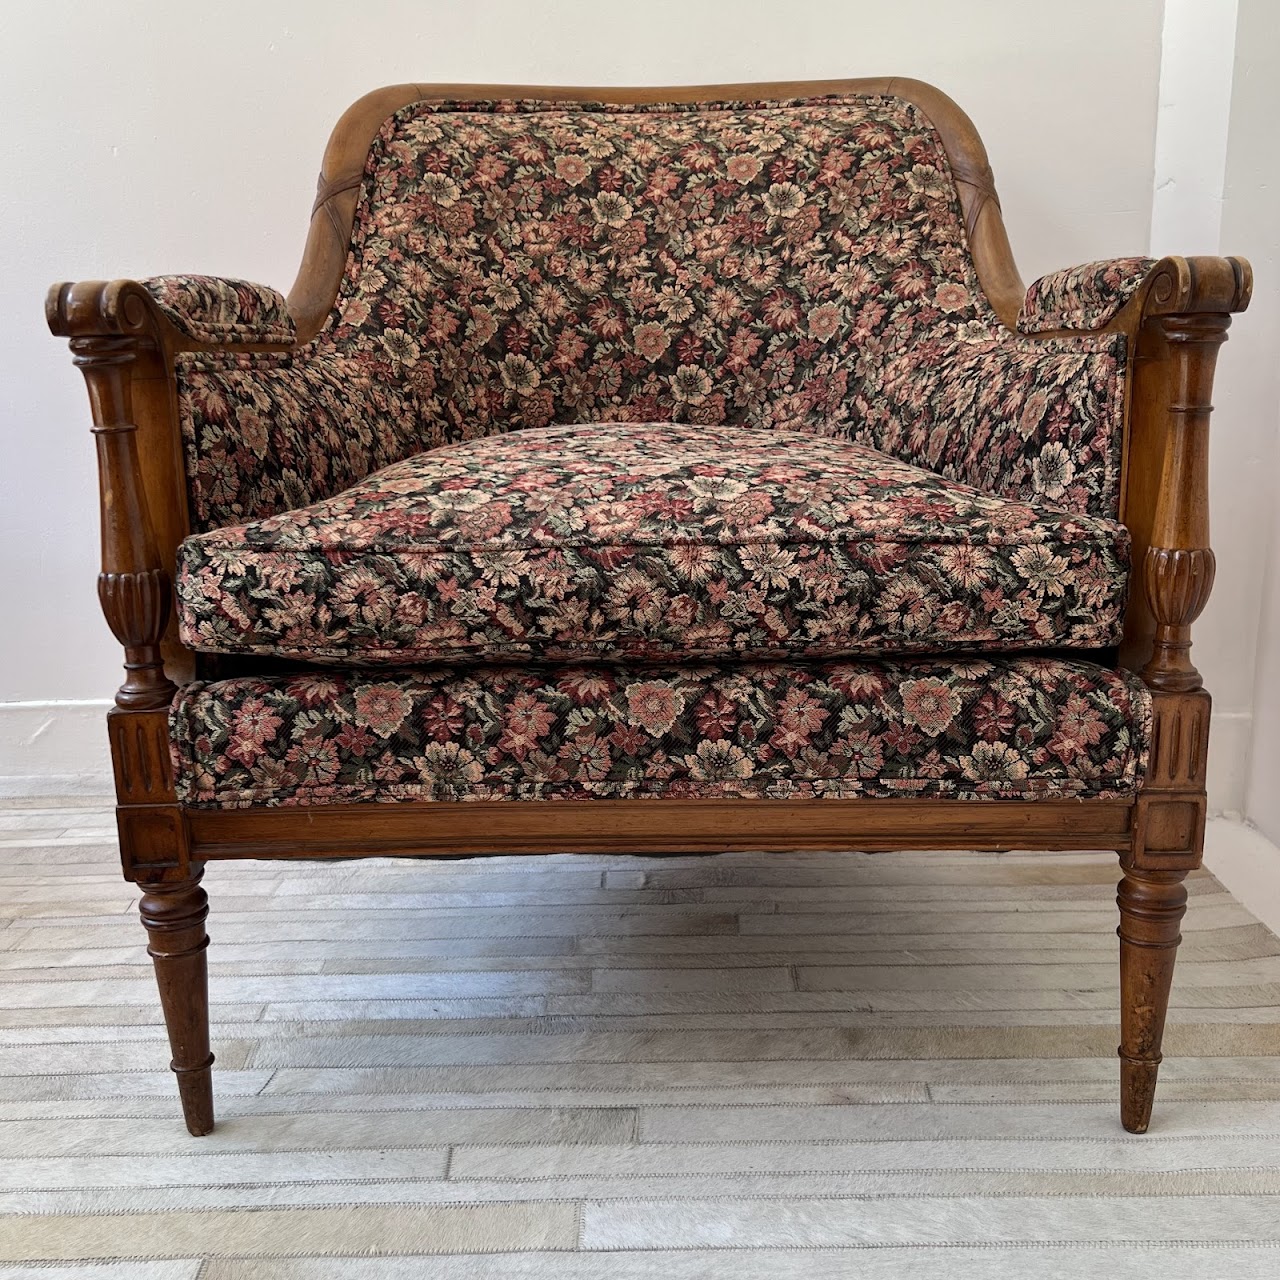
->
[1017,257,1158,334]
[141,275,296,346]
[47,276,295,354]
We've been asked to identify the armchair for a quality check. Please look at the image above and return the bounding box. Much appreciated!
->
[47,78,1250,1137]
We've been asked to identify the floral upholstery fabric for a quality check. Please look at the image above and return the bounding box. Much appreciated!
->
[170,655,1151,808]
[174,347,430,532]
[849,332,1126,512]
[173,95,1133,532]
[175,423,1130,665]
[1017,258,1157,335]
[143,275,296,346]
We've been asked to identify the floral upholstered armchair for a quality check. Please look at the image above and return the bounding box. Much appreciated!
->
[48,79,1250,1136]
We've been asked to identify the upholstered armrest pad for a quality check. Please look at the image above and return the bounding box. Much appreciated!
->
[175,347,428,531]
[142,275,296,345]
[1017,258,1157,334]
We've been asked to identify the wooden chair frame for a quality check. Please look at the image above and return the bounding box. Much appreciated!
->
[47,78,1252,1136]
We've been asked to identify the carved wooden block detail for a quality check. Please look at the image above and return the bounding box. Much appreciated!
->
[1128,689,1210,872]
[48,280,154,341]
[117,803,190,883]
[108,708,175,804]
[1143,257,1252,319]
[1145,689,1210,791]
[1130,794,1207,871]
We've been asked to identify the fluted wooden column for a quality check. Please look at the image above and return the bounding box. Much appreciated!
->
[1138,313,1227,696]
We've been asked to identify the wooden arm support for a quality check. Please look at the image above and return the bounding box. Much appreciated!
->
[1118,256,1251,877]
[1127,256,1251,698]
[81,343,176,713]
[48,282,177,713]
[1138,311,1226,695]
[47,280,194,883]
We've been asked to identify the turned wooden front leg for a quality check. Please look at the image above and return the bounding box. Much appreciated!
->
[1117,869,1189,1133]
[139,869,214,1136]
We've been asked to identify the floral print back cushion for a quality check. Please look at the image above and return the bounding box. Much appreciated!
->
[169,656,1151,808]
[175,423,1129,666]
[176,95,1130,532]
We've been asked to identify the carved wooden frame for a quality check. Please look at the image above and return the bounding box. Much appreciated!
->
[47,79,1252,1137]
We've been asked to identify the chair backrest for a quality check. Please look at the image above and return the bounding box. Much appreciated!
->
[335,95,985,437]
[177,91,1129,532]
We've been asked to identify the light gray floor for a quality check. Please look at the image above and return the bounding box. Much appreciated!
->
[1,801,1278,1277]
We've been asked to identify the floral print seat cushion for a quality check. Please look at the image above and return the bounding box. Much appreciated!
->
[169,655,1151,808]
[174,94,1133,534]
[175,422,1130,666]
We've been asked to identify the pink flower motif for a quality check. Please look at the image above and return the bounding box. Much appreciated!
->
[226,697,283,765]
[555,154,591,186]
[770,688,829,757]
[498,692,558,760]
[626,681,686,735]
[899,677,962,737]
[352,684,414,739]
[726,154,763,183]
[808,302,842,342]
[633,322,671,362]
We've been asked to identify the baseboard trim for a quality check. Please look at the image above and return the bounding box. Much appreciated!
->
[1206,709,1253,818]
[1204,816,1280,937]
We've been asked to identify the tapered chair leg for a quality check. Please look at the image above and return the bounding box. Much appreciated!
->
[138,867,215,1135]
[1117,868,1189,1133]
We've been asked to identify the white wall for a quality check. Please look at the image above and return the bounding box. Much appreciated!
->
[1149,0,1259,815]
[1150,0,1237,256]
[1151,0,1280,834]
[0,0,1166,792]
[1223,0,1280,843]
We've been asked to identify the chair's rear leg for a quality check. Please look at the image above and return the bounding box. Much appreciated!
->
[138,866,214,1136]
[1117,868,1189,1133]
